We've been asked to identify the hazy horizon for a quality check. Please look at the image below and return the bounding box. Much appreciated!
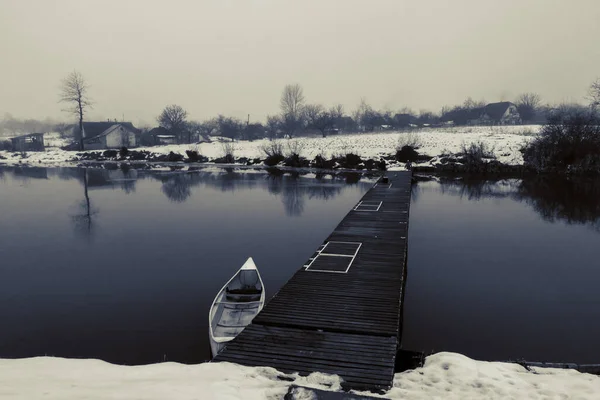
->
[1,0,599,126]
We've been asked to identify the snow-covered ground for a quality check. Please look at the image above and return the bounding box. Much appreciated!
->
[1,352,597,399]
[0,126,541,168]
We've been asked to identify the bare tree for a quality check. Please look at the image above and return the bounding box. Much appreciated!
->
[516,93,542,122]
[265,115,281,140]
[216,115,243,142]
[462,97,486,110]
[53,122,72,139]
[305,104,335,137]
[59,71,93,150]
[157,105,188,143]
[279,84,305,138]
[330,104,344,119]
[588,79,600,109]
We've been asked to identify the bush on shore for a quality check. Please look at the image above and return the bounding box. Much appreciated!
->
[521,110,600,174]
[261,141,285,166]
[459,141,495,166]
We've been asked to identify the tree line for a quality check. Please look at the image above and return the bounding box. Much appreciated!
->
[4,72,600,150]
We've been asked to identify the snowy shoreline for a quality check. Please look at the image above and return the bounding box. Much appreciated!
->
[1,352,598,399]
[0,125,541,170]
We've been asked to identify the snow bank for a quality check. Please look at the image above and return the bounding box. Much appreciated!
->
[1,352,598,399]
[0,125,541,168]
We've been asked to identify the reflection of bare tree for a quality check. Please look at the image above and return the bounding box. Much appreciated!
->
[161,175,192,203]
[431,176,600,233]
[515,177,600,232]
[437,177,517,201]
[266,173,284,196]
[71,169,98,241]
[281,178,305,217]
[120,180,136,194]
[307,184,342,201]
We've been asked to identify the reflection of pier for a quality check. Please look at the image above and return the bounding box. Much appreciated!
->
[213,171,412,392]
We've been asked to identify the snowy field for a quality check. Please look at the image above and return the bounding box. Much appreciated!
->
[0,126,541,168]
[1,352,598,399]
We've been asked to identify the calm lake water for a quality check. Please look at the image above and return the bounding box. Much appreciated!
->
[1,166,599,365]
[403,176,600,364]
[0,166,373,364]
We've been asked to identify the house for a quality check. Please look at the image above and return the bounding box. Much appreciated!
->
[77,122,140,150]
[140,127,176,146]
[10,133,45,152]
[470,102,522,125]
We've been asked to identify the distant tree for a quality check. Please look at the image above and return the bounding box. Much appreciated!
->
[331,104,344,119]
[157,105,188,143]
[265,115,281,140]
[279,84,305,138]
[304,104,336,137]
[516,93,542,123]
[242,123,264,141]
[198,119,217,139]
[353,98,385,132]
[417,110,438,125]
[53,122,72,139]
[216,115,243,141]
[353,98,375,132]
[588,79,600,110]
[462,97,486,110]
[59,71,93,150]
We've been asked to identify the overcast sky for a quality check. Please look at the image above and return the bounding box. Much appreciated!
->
[1,0,599,126]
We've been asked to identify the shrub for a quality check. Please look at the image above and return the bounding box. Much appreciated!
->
[185,150,207,162]
[261,141,285,166]
[521,111,600,173]
[103,149,118,158]
[396,145,419,162]
[166,151,184,162]
[129,151,148,161]
[119,147,129,158]
[283,140,308,167]
[219,142,235,163]
[284,153,309,168]
[459,141,495,165]
[336,153,362,169]
[397,131,421,149]
[312,154,335,169]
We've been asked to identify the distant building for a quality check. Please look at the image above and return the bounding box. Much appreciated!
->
[76,122,140,150]
[469,102,522,125]
[10,133,45,152]
[442,102,522,126]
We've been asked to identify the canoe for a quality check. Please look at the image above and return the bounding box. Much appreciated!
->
[208,257,265,357]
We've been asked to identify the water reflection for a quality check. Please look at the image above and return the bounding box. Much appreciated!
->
[420,176,600,232]
[70,170,99,241]
[0,165,372,364]
[6,166,356,217]
[516,178,600,231]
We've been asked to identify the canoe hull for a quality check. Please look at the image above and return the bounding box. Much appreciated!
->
[209,257,265,358]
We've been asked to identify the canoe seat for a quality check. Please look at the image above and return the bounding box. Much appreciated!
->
[225,292,261,302]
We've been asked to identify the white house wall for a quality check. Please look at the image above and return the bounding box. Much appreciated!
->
[105,127,137,148]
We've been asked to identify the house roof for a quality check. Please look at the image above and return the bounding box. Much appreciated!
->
[11,133,44,140]
[147,126,170,136]
[484,102,515,121]
[80,122,139,139]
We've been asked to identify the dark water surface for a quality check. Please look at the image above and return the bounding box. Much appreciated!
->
[403,176,600,364]
[2,167,600,366]
[0,166,373,363]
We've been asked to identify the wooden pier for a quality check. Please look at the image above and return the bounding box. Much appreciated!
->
[213,171,412,392]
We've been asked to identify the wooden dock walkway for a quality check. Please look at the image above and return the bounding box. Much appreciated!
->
[213,171,412,392]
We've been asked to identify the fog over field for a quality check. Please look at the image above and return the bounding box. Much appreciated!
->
[1,0,599,125]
